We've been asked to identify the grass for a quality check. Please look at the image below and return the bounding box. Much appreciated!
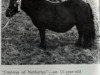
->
[1,0,100,65]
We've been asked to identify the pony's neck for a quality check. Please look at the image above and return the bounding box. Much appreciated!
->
[21,0,45,10]
[32,0,45,2]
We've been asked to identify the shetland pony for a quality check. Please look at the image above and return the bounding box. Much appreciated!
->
[6,0,95,50]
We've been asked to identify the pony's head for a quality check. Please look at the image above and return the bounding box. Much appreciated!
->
[6,0,19,17]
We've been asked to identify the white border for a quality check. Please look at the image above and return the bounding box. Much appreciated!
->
[0,0,2,65]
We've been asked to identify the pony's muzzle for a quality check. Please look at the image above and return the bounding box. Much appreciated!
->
[6,8,13,17]
[6,7,19,18]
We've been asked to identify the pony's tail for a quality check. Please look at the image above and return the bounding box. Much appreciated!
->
[83,3,96,48]
[87,3,96,40]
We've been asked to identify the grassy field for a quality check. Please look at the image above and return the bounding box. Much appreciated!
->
[1,0,100,65]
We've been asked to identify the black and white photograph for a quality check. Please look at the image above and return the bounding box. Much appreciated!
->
[1,0,100,65]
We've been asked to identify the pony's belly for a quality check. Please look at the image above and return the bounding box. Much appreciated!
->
[46,23,75,33]
[45,16,76,32]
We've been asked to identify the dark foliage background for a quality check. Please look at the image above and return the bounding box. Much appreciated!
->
[1,0,100,65]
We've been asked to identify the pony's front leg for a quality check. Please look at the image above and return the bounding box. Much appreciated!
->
[38,28,46,50]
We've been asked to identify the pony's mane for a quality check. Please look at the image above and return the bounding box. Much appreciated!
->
[67,0,83,3]
[29,0,82,2]
[68,0,82,1]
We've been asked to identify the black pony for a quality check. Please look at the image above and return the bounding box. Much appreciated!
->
[6,0,95,50]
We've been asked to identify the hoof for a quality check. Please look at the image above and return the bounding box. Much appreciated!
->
[44,51,51,56]
[75,42,82,47]
[39,44,46,50]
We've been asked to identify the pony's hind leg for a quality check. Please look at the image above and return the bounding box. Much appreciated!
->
[38,28,46,50]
